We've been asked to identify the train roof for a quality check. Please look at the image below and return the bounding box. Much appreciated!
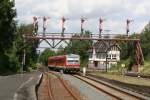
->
[48,54,79,59]
[66,54,79,57]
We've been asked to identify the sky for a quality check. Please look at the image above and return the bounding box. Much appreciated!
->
[15,0,150,34]
[15,0,150,50]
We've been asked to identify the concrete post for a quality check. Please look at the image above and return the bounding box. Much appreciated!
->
[83,67,86,76]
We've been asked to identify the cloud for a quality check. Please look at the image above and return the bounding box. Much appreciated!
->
[15,0,150,34]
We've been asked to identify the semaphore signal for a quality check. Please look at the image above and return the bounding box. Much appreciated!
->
[33,16,38,35]
[32,17,134,37]
[126,19,133,37]
[32,16,50,36]
[61,17,69,37]
[81,17,87,34]
[99,17,106,38]
[28,17,143,72]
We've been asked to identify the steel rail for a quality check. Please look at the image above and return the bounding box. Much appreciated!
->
[74,75,148,100]
[48,71,80,100]
[44,72,54,100]
[125,72,150,79]
[73,75,122,100]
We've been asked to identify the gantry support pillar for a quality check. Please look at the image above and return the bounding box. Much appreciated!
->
[133,41,144,72]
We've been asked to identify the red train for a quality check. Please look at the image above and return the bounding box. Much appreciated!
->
[48,54,80,72]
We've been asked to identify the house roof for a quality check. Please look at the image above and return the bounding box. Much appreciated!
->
[89,41,120,53]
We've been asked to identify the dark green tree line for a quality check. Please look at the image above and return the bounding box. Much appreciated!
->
[39,49,56,66]
[64,31,92,67]
[118,25,150,70]
[140,28,150,60]
[17,24,39,71]
[0,0,39,73]
[0,0,18,74]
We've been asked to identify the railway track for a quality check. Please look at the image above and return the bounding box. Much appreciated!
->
[125,72,150,79]
[44,72,80,100]
[73,74,149,100]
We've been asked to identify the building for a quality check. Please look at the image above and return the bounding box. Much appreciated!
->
[88,41,120,70]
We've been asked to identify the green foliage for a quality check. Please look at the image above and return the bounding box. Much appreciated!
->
[39,49,56,66]
[117,23,150,71]
[17,24,33,35]
[109,64,120,71]
[140,60,150,74]
[118,40,135,70]
[17,24,39,71]
[5,40,20,72]
[119,37,135,60]
[119,42,128,59]
[0,0,18,74]
[63,31,92,67]
[140,28,150,60]
[0,0,16,51]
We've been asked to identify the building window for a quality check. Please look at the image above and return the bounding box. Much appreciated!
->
[89,54,92,58]
[99,54,101,58]
[112,54,116,59]
[96,53,99,58]
[107,54,111,59]
[102,53,106,59]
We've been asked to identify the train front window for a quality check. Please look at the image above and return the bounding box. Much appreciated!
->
[67,60,79,64]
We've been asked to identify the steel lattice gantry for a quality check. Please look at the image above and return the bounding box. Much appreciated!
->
[25,33,144,69]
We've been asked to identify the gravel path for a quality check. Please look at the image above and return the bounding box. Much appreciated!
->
[62,74,112,100]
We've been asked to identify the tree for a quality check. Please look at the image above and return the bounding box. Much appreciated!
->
[0,0,17,73]
[116,35,136,70]
[39,49,56,65]
[17,24,39,71]
[63,31,92,67]
[141,28,150,60]
[118,29,150,70]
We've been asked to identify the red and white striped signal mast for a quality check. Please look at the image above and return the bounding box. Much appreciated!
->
[33,16,38,35]
[61,17,68,37]
[42,16,50,36]
[126,19,133,37]
[33,16,50,36]
[99,17,106,38]
[81,17,87,34]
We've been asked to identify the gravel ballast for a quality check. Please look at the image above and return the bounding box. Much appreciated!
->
[62,74,112,100]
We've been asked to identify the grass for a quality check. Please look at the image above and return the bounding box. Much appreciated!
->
[91,60,150,86]
[140,61,150,75]
[91,72,150,86]
[107,58,150,75]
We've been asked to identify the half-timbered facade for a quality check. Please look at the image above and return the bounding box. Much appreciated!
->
[88,41,120,70]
